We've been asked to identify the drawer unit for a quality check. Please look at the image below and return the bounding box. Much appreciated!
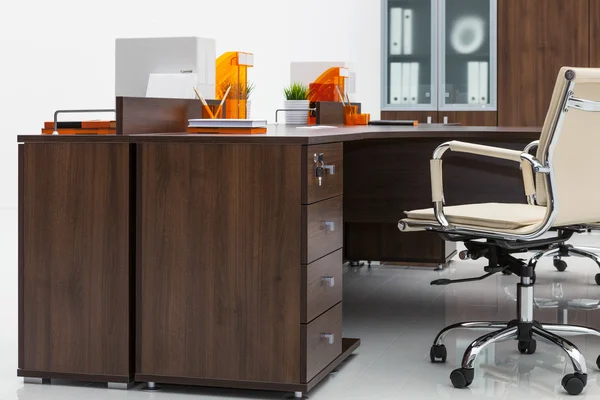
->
[302,249,343,323]
[303,143,343,204]
[302,196,343,264]
[302,303,343,382]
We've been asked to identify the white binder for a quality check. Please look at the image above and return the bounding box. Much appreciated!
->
[409,62,419,104]
[403,9,413,55]
[467,61,480,105]
[390,8,403,55]
[478,61,489,104]
[401,63,411,104]
[390,62,403,104]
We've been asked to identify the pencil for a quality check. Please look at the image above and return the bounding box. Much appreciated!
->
[215,85,231,119]
[193,86,215,118]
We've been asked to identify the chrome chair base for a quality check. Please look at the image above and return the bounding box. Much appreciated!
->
[530,243,600,284]
[430,276,599,395]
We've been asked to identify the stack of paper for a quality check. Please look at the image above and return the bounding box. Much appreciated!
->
[41,120,116,135]
[188,119,268,134]
[390,62,420,104]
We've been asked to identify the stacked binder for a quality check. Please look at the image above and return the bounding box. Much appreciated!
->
[390,7,413,55]
[467,61,489,104]
[390,62,420,104]
[42,120,116,135]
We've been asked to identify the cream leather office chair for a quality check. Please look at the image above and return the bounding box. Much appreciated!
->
[397,67,600,395]
[522,138,600,282]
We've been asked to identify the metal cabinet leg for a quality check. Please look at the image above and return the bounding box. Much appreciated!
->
[24,378,50,385]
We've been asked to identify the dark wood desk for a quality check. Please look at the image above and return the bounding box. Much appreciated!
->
[17,124,540,396]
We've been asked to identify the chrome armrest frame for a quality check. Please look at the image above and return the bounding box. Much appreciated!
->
[430,141,550,238]
[523,140,540,205]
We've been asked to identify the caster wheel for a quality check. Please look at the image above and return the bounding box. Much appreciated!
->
[561,373,586,395]
[596,355,600,370]
[501,269,512,276]
[430,344,447,363]
[595,273,600,286]
[450,368,474,389]
[518,339,536,354]
[554,259,568,272]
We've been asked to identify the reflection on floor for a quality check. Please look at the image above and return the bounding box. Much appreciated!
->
[3,206,600,399]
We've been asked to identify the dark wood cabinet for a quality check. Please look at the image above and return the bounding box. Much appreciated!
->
[384,0,595,128]
[19,142,133,383]
[497,0,590,126]
[439,112,497,126]
[381,111,438,124]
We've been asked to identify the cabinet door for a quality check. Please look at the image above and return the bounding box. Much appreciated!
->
[440,0,497,111]
[382,0,437,111]
[498,0,589,126]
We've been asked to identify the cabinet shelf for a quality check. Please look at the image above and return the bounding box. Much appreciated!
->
[382,0,497,112]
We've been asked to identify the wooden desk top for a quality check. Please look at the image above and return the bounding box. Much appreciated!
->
[18,124,542,145]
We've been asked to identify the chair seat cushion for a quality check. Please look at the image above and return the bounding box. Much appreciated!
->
[404,203,547,230]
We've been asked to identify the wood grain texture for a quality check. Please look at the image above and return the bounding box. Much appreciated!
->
[302,196,343,264]
[301,303,342,383]
[116,97,222,135]
[18,144,24,368]
[591,0,600,67]
[498,0,589,126]
[122,125,541,145]
[381,111,438,124]
[302,250,343,323]
[20,143,132,379]
[137,143,302,383]
[440,112,497,126]
[343,137,532,263]
[344,223,456,264]
[303,143,343,204]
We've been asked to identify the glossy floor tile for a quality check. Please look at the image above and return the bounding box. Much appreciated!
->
[4,205,600,399]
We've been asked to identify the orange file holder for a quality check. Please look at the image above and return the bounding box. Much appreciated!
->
[216,51,253,119]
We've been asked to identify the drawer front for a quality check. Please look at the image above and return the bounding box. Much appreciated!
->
[303,143,343,204]
[302,196,343,264]
[302,249,343,323]
[302,303,342,382]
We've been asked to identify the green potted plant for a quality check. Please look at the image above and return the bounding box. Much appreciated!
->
[219,80,255,119]
[283,82,310,124]
[245,81,255,119]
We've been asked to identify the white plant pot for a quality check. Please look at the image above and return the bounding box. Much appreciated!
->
[284,99,310,125]
[246,100,251,119]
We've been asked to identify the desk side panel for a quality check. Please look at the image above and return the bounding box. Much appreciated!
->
[344,137,533,263]
[20,143,131,379]
[137,143,302,383]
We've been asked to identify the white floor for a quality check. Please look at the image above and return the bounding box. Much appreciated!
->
[4,206,600,399]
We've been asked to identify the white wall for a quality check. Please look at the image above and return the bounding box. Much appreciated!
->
[0,0,382,209]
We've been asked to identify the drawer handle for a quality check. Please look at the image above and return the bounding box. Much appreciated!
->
[321,221,335,232]
[321,333,335,345]
[321,276,335,287]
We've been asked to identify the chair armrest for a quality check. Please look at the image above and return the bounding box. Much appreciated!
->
[522,140,540,204]
[430,140,547,228]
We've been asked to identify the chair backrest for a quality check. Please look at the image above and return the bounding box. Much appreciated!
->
[535,67,600,226]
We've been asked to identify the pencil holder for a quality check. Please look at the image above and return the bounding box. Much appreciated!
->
[202,104,223,119]
[343,105,358,125]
